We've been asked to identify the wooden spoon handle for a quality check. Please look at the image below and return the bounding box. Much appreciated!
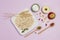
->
[38,26,50,34]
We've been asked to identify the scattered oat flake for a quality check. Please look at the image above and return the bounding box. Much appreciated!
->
[38,18,40,20]
[41,19,43,21]
[45,23,47,26]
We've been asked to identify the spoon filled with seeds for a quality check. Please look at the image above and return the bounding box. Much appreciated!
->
[38,23,55,34]
[24,26,42,37]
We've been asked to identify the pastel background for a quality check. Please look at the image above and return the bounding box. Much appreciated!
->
[0,0,60,40]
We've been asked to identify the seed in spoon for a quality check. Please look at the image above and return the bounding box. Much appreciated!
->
[50,23,54,27]
[37,26,41,30]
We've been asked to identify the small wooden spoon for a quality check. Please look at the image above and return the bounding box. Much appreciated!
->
[24,26,41,37]
[38,23,54,34]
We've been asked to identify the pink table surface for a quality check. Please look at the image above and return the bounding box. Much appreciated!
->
[0,0,60,40]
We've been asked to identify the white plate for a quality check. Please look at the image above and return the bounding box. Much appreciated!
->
[11,9,38,35]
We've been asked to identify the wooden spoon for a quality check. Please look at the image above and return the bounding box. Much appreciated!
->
[38,23,54,34]
[24,26,41,37]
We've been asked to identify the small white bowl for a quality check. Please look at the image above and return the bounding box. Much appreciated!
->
[31,4,40,12]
